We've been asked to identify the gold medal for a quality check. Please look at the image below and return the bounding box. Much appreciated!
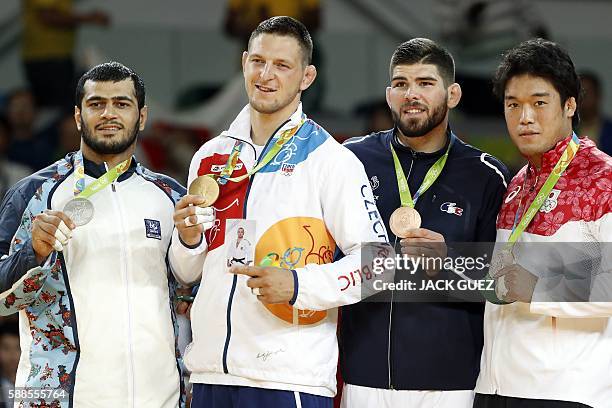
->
[389,207,421,238]
[188,175,220,207]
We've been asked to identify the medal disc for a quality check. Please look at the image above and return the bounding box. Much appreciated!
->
[495,275,509,299]
[188,175,220,207]
[389,207,422,238]
[489,249,514,277]
[63,198,94,227]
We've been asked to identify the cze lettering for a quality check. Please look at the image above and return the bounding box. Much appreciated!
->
[361,184,386,240]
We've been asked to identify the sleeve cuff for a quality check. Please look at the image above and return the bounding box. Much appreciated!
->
[172,228,207,255]
[25,239,57,269]
[24,240,41,270]
[179,233,203,249]
[289,269,299,306]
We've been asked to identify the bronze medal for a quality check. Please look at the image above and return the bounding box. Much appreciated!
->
[188,175,220,207]
[389,207,422,238]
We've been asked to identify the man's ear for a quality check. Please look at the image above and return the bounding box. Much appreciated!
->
[300,65,317,91]
[139,105,148,131]
[74,106,82,131]
[447,83,462,109]
[565,96,577,119]
[242,51,249,75]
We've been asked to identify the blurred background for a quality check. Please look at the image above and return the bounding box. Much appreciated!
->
[1,0,612,194]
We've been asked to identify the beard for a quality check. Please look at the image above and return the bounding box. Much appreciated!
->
[391,100,448,138]
[81,117,140,155]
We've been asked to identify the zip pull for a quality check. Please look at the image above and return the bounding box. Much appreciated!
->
[104,162,117,192]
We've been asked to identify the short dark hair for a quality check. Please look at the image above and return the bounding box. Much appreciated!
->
[493,38,581,128]
[75,62,146,110]
[389,38,455,85]
[248,16,313,66]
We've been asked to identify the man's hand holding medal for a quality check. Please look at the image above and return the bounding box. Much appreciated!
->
[174,175,218,247]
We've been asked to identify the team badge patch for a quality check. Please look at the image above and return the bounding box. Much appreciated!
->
[440,202,464,216]
[144,219,162,240]
[280,163,295,176]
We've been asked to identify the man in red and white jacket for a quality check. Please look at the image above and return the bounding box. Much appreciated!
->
[475,39,612,408]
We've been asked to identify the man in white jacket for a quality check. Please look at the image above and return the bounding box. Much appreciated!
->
[170,16,388,408]
[474,38,612,408]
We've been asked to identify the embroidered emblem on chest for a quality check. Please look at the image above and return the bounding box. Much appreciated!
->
[440,202,464,216]
[144,219,162,240]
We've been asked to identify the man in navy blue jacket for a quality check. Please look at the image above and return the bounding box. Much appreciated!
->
[340,38,509,408]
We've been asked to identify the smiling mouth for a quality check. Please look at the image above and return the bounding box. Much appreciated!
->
[402,107,427,115]
[255,84,276,93]
[96,124,123,132]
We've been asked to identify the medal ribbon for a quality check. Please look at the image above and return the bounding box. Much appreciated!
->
[506,133,580,248]
[390,133,454,208]
[483,134,580,305]
[208,119,305,184]
[217,140,243,185]
[72,151,132,199]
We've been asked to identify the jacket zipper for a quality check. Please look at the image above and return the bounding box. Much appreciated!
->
[106,163,135,406]
[388,157,414,389]
[221,121,288,374]
[488,166,539,393]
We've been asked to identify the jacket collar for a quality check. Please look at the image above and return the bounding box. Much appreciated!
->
[527,133,588,177]
[390,127,453,159]
[220,102,305,144]
[67,151,139,182]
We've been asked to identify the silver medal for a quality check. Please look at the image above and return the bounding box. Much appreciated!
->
[63,198,94,227]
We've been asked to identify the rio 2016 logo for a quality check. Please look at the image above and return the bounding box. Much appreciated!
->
[255,217,336,325]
